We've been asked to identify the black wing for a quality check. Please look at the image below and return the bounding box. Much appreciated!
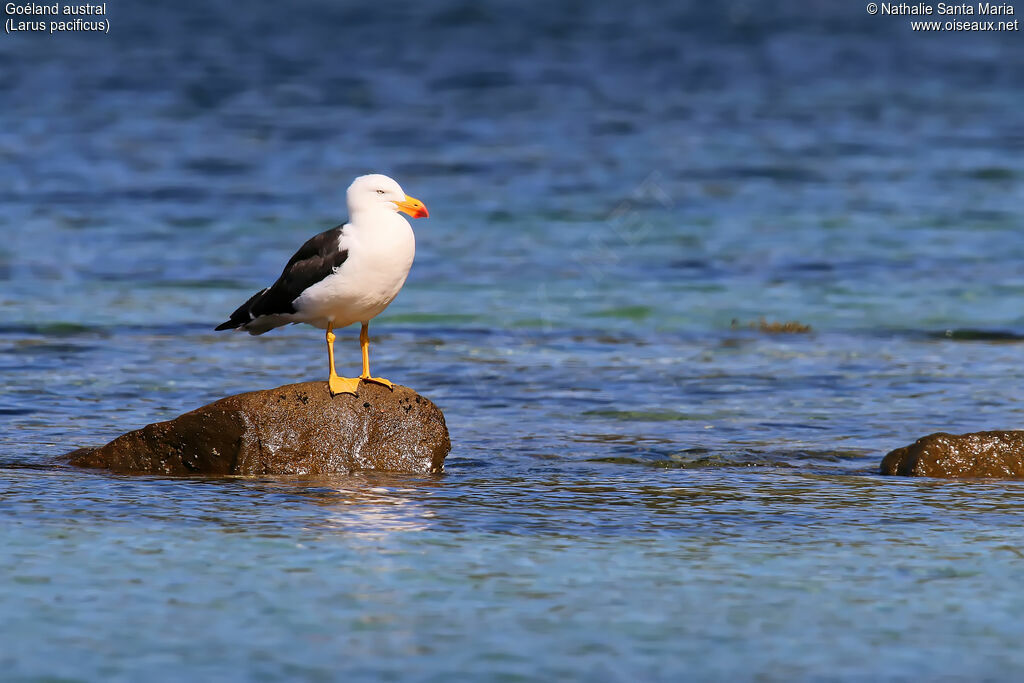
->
[215,225,349,331]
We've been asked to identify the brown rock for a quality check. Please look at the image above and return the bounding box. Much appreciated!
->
[880,431,1024,479]
[66,382,449,476]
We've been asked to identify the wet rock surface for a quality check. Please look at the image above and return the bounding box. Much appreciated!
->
[880,431,1024,479]
[66,382,449,475]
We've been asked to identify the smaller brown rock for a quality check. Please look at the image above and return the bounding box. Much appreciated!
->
[730,317,812,334]
[66,382,449,476]
[880,431,1024,479]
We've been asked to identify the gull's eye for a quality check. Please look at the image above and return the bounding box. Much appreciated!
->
[376,189,385,195]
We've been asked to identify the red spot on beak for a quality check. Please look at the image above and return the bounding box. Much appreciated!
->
[396,195,429,219]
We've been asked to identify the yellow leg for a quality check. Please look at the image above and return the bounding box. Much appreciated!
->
[358,322,394,389]
[326,323,360,396]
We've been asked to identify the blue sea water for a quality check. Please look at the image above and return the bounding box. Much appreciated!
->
[3,0,1024,679]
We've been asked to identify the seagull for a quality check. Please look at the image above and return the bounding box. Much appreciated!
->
[215,174,429,396]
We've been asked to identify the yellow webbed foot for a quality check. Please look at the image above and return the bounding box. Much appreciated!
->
[328,375,361,396]
[360,376,394,390]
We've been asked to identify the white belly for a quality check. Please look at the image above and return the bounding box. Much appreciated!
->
[292,214,415,329]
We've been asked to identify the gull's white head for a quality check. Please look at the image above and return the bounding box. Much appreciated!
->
[346,174,429,219]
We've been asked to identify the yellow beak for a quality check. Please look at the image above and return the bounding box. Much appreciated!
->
[394,195,429,219]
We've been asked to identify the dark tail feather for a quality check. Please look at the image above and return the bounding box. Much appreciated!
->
[214,288,267,331]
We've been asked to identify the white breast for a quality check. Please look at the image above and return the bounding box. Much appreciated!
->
[292,211,416,328]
